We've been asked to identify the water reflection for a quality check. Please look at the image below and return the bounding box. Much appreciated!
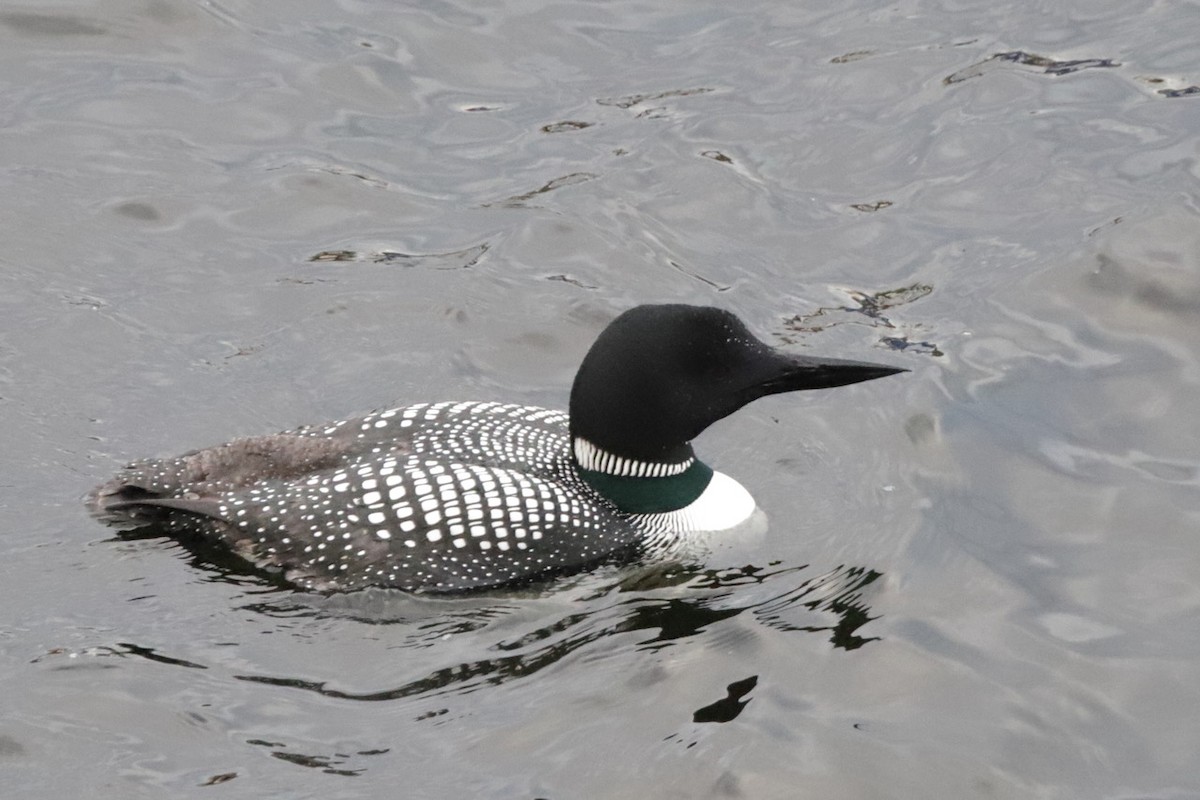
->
[246,739,386,777]
[778,283,941,357]
[1087,253,1200,318]
[944,51,1119,85]
[226,563,883,702]
[81,549,885,707]
[692,675,757,724]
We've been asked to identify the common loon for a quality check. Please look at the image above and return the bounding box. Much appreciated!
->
[89,304,905,593]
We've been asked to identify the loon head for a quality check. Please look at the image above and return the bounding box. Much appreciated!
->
[568,304,905,516]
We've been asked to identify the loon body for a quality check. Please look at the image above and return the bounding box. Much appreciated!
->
[89,304,905,593]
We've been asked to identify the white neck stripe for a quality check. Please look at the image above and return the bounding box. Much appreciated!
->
[572,437,693,478]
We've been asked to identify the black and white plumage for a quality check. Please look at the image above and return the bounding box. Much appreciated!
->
[89,304,905,593]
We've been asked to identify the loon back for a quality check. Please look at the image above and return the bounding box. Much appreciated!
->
[89,304,905,593]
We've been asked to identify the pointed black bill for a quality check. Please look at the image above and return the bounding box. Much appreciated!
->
[752,353,908,397]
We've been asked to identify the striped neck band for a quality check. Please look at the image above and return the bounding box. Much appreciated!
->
[572,437,693,478]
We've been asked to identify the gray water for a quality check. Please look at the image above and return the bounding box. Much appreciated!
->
[2,1,1199,797]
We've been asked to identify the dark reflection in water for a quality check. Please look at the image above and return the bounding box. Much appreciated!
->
[34,642,208,670]
[109,530,304,598]
[1087,253,1200,317]
[944,50,1119,85]
[0,12,107,37]
[779,284,941,357]
[228,564,882,703]
[750,567,882,650]
[308,242,489,269]
[105,494,884,705]
[114,642,208,670]
[481,171,597,208]
[692,675,758,724]
[246,738,387,777]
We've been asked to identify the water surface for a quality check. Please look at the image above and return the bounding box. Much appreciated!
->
[2,1,1198,797]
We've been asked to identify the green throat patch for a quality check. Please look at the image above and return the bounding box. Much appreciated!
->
[578,460,714,514]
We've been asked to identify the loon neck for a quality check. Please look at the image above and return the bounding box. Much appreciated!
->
[572,437,713,514]
[572,437,696,477]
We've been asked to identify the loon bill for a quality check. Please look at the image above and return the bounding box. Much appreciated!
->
[88,304,906,593]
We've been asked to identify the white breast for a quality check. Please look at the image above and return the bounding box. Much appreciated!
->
[631,469,767,561]
[633,469,756,532]
[681,470,756,530]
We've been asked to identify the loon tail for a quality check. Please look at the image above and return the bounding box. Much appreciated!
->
[89,433,355,529]
[87,475,225,529]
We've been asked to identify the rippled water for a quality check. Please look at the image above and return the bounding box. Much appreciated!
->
[2,1,1198,797]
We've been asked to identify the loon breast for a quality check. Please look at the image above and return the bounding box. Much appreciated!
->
[642,470,756,533]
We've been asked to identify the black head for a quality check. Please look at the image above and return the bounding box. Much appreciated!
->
[569,304,906,462]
